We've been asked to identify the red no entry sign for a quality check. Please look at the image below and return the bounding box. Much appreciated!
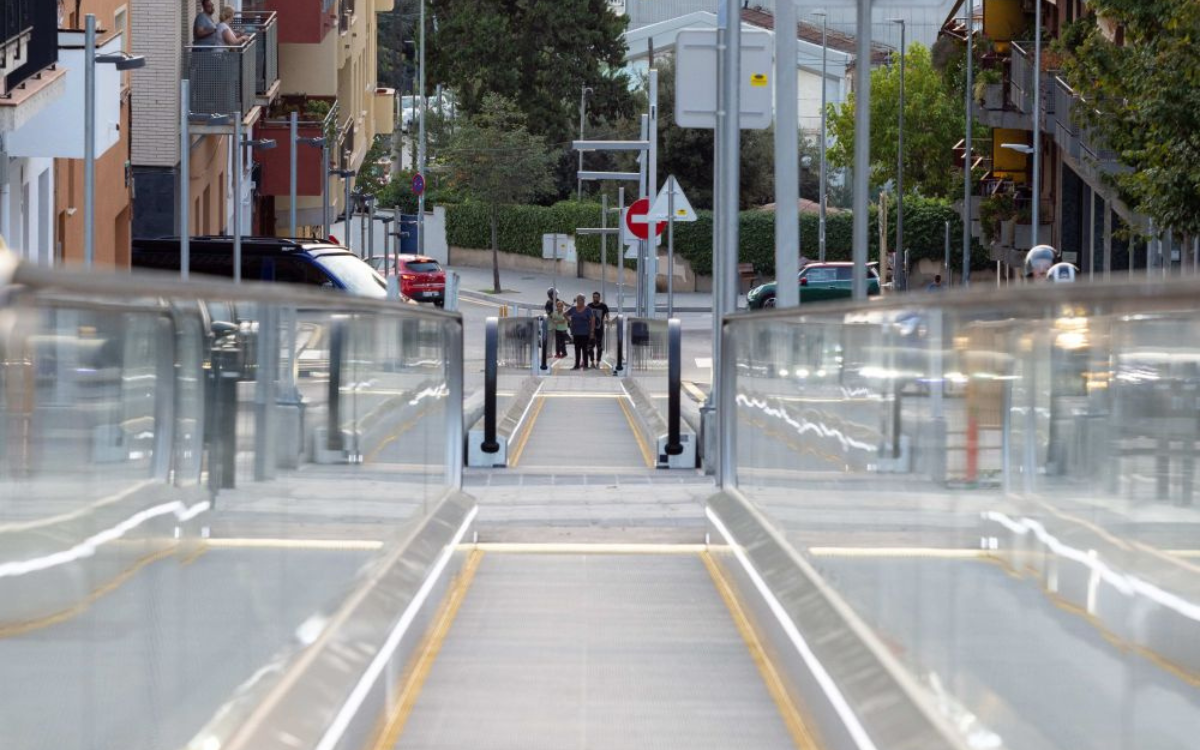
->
[625,197,666,241]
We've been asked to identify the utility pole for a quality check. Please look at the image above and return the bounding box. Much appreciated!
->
[774,0,799,308]
[418,0,427,255]
[816,10,828,263]
[1032,0,1042,242]
[893,19,907,292]
[851,0,871,299]
[963,0,974,285]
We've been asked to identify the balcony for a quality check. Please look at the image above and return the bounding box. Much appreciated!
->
[339,0,356,34]
[251,0,337,45]
[0,0,64,131]
[233,11,280,107]
[1009,41,1057,130]
[186,37,257,120]
[254,96,339,197]
[373,87,395,135]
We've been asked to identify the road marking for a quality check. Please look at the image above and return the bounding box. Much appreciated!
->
[617,395,657,469]
[369,549,484,750]
[702,551,819,750]
[204,538,385,551]
[472,543,706,555]
[535,393,624,399]
[807,547,990,560]
[459,296,503,309]
[506,396,546,468]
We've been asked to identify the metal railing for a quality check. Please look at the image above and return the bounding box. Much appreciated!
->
[186,36,257,118]
[0,0,32,64]
[233,10,277,98]
[1,0,55,96]
[1053,75,1080,159]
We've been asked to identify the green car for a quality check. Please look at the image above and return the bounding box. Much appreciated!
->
[746,262,881,309]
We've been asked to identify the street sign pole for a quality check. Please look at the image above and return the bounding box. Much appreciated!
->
[775,0,799,309]
[618,187,626,315]
[638,113,649,318]
[851,0,871,300]
[649,69,659,317]
[668,187,675,318]
[601,193,608,303]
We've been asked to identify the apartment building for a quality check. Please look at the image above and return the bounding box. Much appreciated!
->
[46,0,134,267]
[128,0,284,241]
[944,0,1139,276]
[0,0,66,265]
[251,0,395,236]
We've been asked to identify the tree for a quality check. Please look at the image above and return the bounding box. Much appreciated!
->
[1060,4,1200,236]
[428,0,637,199]
[827,43,967,199]
[442,95,555,291]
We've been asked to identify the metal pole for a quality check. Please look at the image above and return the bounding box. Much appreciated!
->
[638,113,649,318]
[84,14,97,267]
[1088,188,1096,280]
[668,183,676,317]
[1103,199,1112,279]
[818,12,828,262]
[649,69,659,316]
[720,0,741,317]
[601,193,609,303]
[618,187,626,314]
[578,86,588,201]
[233,117,242,283]
[289,111,298,236]
[418,0,427,256]
[851,0,870,300]
[775,0,799,309]
[962,0,974,286]
[344,162,353,253]
[180,79,190,281]
[1032,0,1042,240]
[367,197,376,260]
[944,220,951,284]
[895,20,906,292]
[321,141,330,239]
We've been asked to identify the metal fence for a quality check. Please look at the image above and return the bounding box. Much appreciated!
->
[234,10,277,99]
[1053,76,1080,159]
[186,37,258,118]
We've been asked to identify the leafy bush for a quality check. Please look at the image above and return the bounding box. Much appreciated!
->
[442,197,988,277]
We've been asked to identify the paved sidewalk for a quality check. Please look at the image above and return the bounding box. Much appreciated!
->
[448,263,720,314]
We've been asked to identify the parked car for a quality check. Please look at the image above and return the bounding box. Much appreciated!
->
[366,254,446,306]
[132,237,409,302]
[746,262,881,309]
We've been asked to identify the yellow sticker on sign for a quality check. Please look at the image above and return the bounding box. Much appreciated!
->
[750,73,768,87]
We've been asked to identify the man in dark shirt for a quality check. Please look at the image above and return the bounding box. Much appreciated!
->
[193,0,218,45]
[587,291,610,366]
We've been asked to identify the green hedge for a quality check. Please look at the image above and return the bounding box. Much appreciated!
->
[444,197,985,278]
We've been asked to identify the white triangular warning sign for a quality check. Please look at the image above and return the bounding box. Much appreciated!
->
[649,176,698,222]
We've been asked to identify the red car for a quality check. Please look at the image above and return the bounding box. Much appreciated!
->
[367,254,446,306]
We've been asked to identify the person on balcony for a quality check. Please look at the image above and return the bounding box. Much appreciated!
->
[215,6,252,46]
[193,0,219,46]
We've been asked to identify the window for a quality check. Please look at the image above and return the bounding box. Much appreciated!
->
[114,7,129,53]
[804,268,838,283]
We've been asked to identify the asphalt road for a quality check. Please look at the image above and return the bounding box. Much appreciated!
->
[0,547,371,750]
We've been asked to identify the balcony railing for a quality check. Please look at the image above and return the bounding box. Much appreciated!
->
[339,0,355,34]
[2,0,56,97]
[256,97,340,197]
[186,37,257,118]
[1053,76,1081,159]
[233,11,278,101]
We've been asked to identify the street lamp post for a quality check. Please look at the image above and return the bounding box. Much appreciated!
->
[234,128,277,283]
[297,134,328,238]
[577,86,593,201]
[1032,0,1042,239]
[814,9,828,262]
[892,19,907,291]
[418,0,428,256]
[84,13,144,267]
[963,0,974,286]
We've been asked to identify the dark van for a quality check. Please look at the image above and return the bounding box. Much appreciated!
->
[132,237,395,300]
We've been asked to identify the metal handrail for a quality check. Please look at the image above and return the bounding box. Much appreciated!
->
[481,316,500,454]
[233,10,277,97]
[665,318,683,456]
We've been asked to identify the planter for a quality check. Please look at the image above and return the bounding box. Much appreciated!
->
[983,83,1004,111]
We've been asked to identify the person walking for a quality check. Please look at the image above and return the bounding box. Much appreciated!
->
[550,300,569,358]
[566,294,595,370]
[587,291,610,366]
